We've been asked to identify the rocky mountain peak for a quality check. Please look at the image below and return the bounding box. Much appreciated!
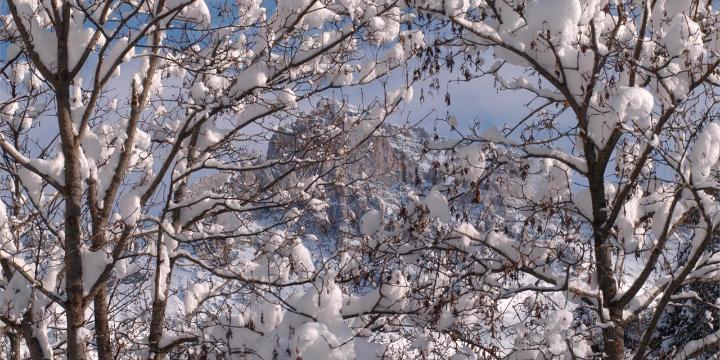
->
[265,99,434,225]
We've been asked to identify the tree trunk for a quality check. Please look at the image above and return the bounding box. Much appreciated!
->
[93,286,113,360]
[57,74,87,360]
[604,307,626,359]
[60,110,88,360]
[586,136,624,359]
[21,314,52,360]
[8,331,21,360]
[147,251,173,360]
[147,133,194,359]
[55,2,88,357]
[91,213,113,360]
[595,238,624,358]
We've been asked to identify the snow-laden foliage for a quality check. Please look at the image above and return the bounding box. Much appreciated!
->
[4,0,720,359]
[378,0,720,359]
[0,0,423,358]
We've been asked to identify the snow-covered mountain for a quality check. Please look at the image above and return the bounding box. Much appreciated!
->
[260,99,438,233]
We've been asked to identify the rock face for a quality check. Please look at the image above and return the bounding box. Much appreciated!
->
[263,99,433,226]
[187,99,436,243]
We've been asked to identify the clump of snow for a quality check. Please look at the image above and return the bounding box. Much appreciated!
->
[663,14,704,60]
[167,0,212,26]
[452,222,480,250]
[118,192,142,225]
[688,122,720,184]
[617,187,642,253]
[291,240,315,274]
[424,188,451,222]
[229,64,268,97]
[10,63,28,84]
[359,209,382,235]
[81,246,112,293]
[275,0,339,29]
[457,143,486,180]
[0,101,18,123]
[99,37,134,80]
[190,81,210,105]
[307,198,330,222]
[525,0,581,43]
[613,87,655,129]
[529,159,571,202]
[332,64,355,86]
[0,272,31,321]
[184,281,210,315]
[443,0,470,17]
[588,86,655,147]
[18,167,43,204]
[543,309,573,354]
[278,88,297,109]
[379,270,409,305]
[436,307,455,330]
[345,106,384,145]
[366,8,401,45]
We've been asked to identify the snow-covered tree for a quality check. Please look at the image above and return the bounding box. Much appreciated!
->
[6,0,720,359]
[373,0,720,358]
[0,0,423,358]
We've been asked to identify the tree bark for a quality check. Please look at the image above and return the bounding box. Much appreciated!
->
[583,117,624,359]
[148,294,169,359]
[91,204,113,360]
[147,248,173,360]
[93,285,113,360]
[604,307,626,359]
[21,314,52,360]
[147,134,194,359]
[54,2,88,358]
[59,97,88,359]
[8,331,21,360]
[57,42,88,360]
[595,236,624,359]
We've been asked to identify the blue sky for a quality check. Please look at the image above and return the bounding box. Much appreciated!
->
[0,0,530,153]
[403,65,531,136]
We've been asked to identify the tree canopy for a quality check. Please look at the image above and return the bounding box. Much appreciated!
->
[3,0,720,359]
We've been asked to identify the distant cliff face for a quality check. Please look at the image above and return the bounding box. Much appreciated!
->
[263,100,433,225]
[185,99,436,237]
